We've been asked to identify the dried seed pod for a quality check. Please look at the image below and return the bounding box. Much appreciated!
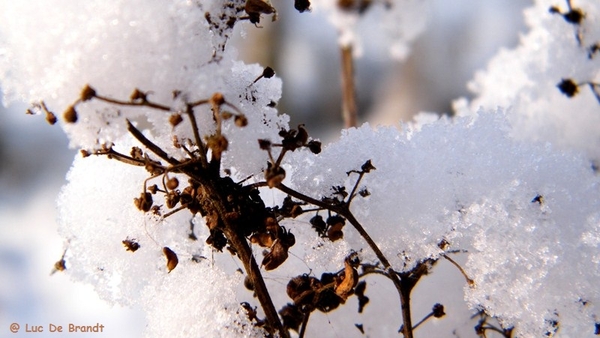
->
[263,66,275,78]
[327,223,344,241]
[206,229,227,251]
[250,232,274,248]
[279,304,303,332]
[45,110,57,125]
[147,184,159,194]
[205,211,220,230]
[294,0,310,12]
[361,159,376,172]
[130,146,144,159]
[438,238,450,250]
[163,247,178,273]
[211,92,225,106]
[262,239,289,271]
[234,114,248,127]
[335,255,359,301]
[307,140,321,154]
[165,191,180,209]
[310,215,327,236]
[295,124,309,145]
[326,215,346,241]
[130,88,147,102]
[557,78,579,97]
[206,134,229,159]
[221,111,233,120]
[244,275,255,291]
[122,238,140,252]
[166,177,179,190]
[80,84,96,101]
[134,192,153,212]
[245,0,276,24]
[287,274,320,305]
[265,164,286,188]
[53,257,67,273]
[264,216,279,233]
[63,105,78,123]
[531,194,544,205]
[358,188,370,197]
[258,139,272,150]
[169,114,183,127]
[432,303,445,318]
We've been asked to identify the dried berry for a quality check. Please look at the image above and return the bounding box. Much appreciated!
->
[122,238,140,252]
[80,84,96,101]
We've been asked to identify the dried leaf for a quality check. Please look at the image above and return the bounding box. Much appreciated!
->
[163,247,178,273]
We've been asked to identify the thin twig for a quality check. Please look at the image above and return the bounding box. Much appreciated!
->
[442,254,475,286]
[126,119,181,166]
[95,94,171,111]
[185,105,209,169]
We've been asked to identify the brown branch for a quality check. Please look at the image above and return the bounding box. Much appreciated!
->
[340,45,358,128]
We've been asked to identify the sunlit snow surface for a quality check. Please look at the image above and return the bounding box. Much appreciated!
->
[1,0,599,337]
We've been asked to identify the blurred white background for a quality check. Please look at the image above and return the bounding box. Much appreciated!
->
[0,0,530,336]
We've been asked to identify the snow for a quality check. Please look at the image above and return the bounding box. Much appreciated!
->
[1,0,599,336]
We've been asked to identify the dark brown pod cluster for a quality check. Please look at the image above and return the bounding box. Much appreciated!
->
[261,226,296,271]
[122,238,140,252]
[281,253,363,325]
[309,214,346,241]
[279,125,319,153]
